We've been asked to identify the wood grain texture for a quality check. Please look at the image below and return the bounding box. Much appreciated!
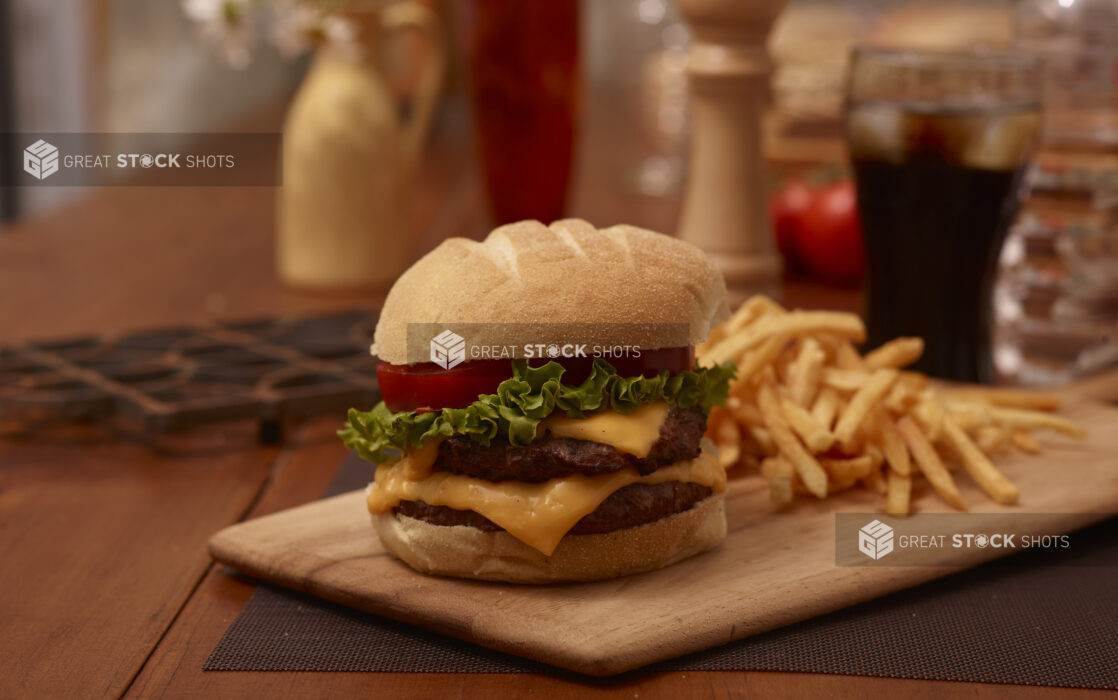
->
[124,418,351,698]
[208,400,1118,676]
[0,421,277,700]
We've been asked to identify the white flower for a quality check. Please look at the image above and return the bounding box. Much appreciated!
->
[182,0,256,69]
[271,1,361,60]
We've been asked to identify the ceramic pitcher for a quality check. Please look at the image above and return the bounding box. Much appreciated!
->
[277,2,444,291]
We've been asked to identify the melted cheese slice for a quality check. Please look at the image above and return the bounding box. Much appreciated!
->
[367,450,725,556]
[398,437,440,481]
[540,401,669,457]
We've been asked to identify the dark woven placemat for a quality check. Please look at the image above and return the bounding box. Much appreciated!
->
[205,454,1118,688]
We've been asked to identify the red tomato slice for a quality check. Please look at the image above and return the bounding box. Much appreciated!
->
[377,346,695,412]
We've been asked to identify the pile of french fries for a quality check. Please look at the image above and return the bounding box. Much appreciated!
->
[698,296,1087,515]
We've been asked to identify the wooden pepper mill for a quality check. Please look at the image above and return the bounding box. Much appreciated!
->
[676,0,787,305]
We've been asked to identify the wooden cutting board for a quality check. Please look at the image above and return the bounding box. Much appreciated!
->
[209,399,1118,676]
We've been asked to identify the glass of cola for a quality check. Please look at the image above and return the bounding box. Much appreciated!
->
[845,48,1042,383]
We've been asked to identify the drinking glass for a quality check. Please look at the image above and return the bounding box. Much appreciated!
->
[463,0,579,226]
[845,48,1042,383]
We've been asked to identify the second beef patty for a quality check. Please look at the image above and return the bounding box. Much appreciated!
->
[394,481,714,536]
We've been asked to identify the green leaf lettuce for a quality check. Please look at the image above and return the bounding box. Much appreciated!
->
[339,359,736,465]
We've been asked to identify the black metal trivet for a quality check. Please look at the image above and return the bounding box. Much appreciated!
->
[0,310,380,443]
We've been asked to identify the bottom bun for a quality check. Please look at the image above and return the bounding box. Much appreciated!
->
[373,493,726,583]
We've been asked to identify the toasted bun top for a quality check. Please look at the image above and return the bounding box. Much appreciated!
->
[372,219,730,365]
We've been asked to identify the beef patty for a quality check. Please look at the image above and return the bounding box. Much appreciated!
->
[394,481,713,536]
[435,406,707,482]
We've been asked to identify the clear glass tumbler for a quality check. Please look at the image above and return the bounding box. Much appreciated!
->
[845,48,1043,383]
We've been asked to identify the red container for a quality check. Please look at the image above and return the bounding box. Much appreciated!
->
[465,0,580,225]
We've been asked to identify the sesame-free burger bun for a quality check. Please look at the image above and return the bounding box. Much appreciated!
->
[373,492,726,583]
[371,219,730,365]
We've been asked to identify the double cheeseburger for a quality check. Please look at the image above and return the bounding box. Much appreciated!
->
[341,219,735,582]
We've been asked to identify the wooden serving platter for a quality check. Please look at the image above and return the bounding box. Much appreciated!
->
[209,399,1118,676]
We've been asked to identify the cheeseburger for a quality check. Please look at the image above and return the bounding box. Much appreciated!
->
[341,219,735,582]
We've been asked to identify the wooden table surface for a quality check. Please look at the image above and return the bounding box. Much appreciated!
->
[0,120,1104,700]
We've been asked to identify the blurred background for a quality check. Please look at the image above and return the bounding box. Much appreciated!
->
[3,0,1118,391]
[2,0,1034,222]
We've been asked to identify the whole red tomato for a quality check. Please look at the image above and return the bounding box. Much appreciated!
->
[795,180,865,285]
[770,180,813,268]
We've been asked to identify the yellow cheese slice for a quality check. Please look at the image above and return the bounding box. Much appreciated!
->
[367,450,725,556]
[399,437,440,481]
[541,401,669,457]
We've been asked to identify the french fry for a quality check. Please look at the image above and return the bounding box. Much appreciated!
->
[811,386,841,430]
[865,443,885,471]
[729,377,754,401]
[820,456,875,483]
[942,387,1062,412]
[728,399,764,427]
[987,407,1087,439]
[913,392,944,442]
[942,418,1020,505]
[706,407,734,462]
[696,332,725,358]
[864,337,924,370]
[761,456,795,505]
[826,478,860,493]
[733,335,789,385]
[787,337,825,407]
[758,378,829,498]
[897,416,968,510]
[821,368,871,392]
[834,369,899,449]
[715,419,742,469]
[724,393,778,458]
[841,430,866,458]
[1011,430,1042,454]
[835,341,867,370]
[886,471,912,516]
[974,424,1011,455]
[731,294,786,329]
[944,400,994,431]
[875,411,911,476]
[899,371,929,390]
[760,456,790,479]
[704,311,865,365]
[884,381,919,413]
[780,396,836,452]
[697,295,785,359]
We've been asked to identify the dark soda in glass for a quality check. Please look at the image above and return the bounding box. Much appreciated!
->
[847,94,1040,382]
